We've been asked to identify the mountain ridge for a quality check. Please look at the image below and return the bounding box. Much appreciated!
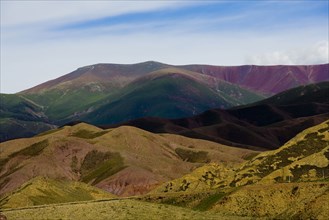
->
[1,62,328,142]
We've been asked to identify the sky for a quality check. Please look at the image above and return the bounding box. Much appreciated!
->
[1,0,328,93]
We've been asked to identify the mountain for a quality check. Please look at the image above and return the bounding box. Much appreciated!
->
[19,62,170,122]
[111,82,329,150]
[20,63,265,124]
[82,67,263,125]
[1,62,328,142]
[0,123,256,197]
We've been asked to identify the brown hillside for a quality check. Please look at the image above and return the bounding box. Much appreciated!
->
[0,123,256,197]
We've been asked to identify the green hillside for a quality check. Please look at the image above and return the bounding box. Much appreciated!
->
[0,94,56,141]
[83,68,263,125]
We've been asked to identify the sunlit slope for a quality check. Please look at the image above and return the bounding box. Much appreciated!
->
[211,182,329,218]
[0,123,256,197]
[153,120,329,192]
[0,177,115,209]
[148,121,329,218]
[233,119,329,186]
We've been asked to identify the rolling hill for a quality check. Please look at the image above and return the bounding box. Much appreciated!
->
[0,123,256,197]
[1,120,328,219]
[152,119,329,193]
[146,120,329,218]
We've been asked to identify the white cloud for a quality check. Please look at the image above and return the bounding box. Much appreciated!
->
[245,41,329,65]
[0,1,184,27]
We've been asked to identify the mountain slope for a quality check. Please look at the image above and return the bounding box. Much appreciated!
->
[19,62,169,123]
[0,94,56,142]
[0,177,115,209]
[83,68,263,125]
[232,119,329,186]
[212,182,329,218]
[142,120,329,219]
[0,123,256,197]
[115,82,329,150]
[152,120,329,194]
[182,63,329,94]
[253,81,329,105]
[1,121,328,219]
[147,120,329,218]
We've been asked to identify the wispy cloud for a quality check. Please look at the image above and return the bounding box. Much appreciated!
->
[1,1,184,27]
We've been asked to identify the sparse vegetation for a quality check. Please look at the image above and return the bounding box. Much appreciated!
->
[10,140,49,157]
[194,192,226,211]
[1,140,49,172]
[0,177,114,209]
[71,156,79,173]
[1,120,328,219]
[80,150,125,184]
[175,148,210,163]
[2,199,235,220]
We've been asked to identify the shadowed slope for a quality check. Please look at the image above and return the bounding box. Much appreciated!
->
[0,94,56,142]
[112,82,329,150]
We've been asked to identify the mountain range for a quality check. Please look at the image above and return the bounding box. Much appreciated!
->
[1,62,328,142]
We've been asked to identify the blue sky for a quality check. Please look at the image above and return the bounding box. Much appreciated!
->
[1,0,328,93]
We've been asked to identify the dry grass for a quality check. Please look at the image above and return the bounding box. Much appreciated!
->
[2,198,252,220]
